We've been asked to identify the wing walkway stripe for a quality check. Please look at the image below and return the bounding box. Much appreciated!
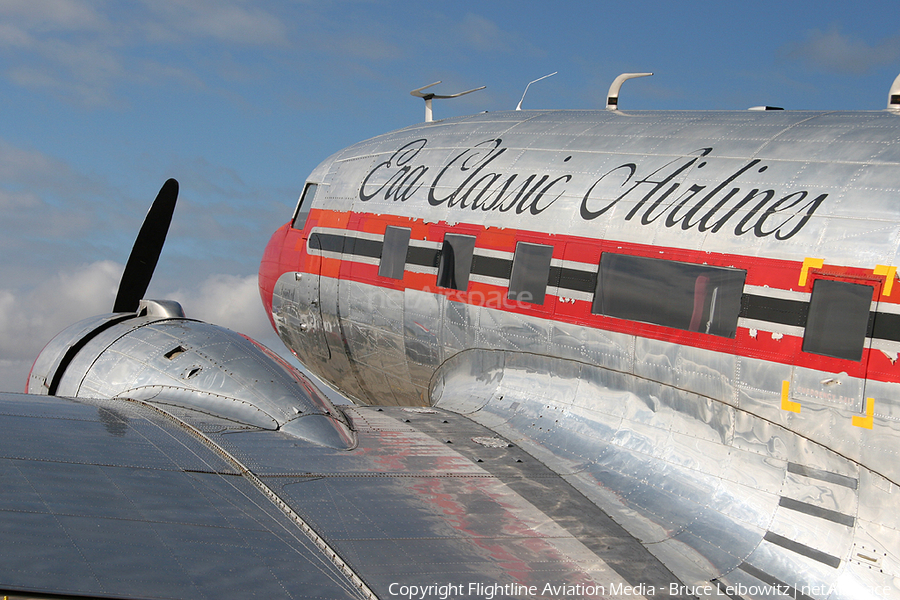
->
[737,563,816,600]
[787,463,859,489]
[763,531,842,568]
[778,497,855,527]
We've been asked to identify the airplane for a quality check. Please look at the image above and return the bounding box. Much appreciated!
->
[1,73,899,599]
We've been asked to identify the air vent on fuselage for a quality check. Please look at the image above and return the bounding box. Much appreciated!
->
[606,72,653,110]
[164,345,187,360]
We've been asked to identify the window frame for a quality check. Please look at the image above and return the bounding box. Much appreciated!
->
[378,226,411,280]
[802,278,875,362]
[508,241,555,305]
[592,252,746,339]
[437,233,477,291]
[291,182,318,231]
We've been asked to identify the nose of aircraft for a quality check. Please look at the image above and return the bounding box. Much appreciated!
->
[259,223,290,330]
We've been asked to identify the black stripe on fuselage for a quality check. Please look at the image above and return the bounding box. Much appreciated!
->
[871,311,900,342]
[346,237,382,259]
[554,266,597,294]
[471,254,512,280]
[406,246,439,268]
[740,294,807,327]
[310,232,384,259]
[308,232,346,254]
[308,230,900,345]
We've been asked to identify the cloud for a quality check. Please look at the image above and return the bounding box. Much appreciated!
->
[0,0,108,32]
[139,0,289,47]
[782,27,900,74]
[8,44,124,107]
[326,32,401,62]
[0,138,113,247]
[0,1,290,107]
[167,273,271,341]
[0,189,41,210]
[0,22,32,46]
[0,0,117,103]
[458,13,516,54]
[0,139,77,185]
[419,12,543,59]
[0,261,122,372]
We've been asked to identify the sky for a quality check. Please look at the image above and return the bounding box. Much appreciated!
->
[1,0,899,391]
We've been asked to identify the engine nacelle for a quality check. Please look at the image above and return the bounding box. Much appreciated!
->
[28,300,355,449]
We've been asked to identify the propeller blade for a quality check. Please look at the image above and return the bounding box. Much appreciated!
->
[113,178,179,313]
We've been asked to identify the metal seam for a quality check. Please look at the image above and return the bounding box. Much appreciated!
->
[125,398,378,600]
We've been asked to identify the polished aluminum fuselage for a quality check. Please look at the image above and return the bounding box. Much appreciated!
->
[261,109,900,598]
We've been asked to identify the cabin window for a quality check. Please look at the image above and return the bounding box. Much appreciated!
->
[508,242,554,305]
[802,279,873,361]
[593,253,745,338]
[378,226,411,279]
[291,183,318,230]
[437,233,476,291]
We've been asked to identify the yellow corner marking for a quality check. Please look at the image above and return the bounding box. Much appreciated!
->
[874,265,897,298]
[781,380,801,413]
[798,257,824,287]
[852,398,875,429]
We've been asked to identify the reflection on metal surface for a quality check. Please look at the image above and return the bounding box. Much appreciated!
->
[431,348,900,598]
[97,406,128,437]
[0,392,368,599]
[22,106,900,597]
[28,313,356,450]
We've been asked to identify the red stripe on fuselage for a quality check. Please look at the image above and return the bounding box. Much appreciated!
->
[266,208,900,384]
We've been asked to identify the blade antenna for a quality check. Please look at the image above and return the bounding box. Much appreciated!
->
[410,81,486,122]
[113,178,179,313]
[516,72,557,110]
[606,72,653,110]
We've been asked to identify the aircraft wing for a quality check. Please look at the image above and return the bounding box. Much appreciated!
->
[0,390,690,599]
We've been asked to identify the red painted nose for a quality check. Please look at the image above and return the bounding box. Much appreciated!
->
[258,223,290,331]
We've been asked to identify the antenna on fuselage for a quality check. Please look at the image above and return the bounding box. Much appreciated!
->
[889,73,900,110]
[410,81,486,123]
[606,72,653,110]
[516,72,557,110]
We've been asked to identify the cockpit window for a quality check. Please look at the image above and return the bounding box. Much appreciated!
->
[593,253,745,338]
[802,279,873,361]
[291,183,318,231]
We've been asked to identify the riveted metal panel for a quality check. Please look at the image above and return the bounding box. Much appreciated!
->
[327,110,900,267]
[270,107,900,598]
[0,393,365,599]
[431,350,900,596]
[549,319,635,373]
